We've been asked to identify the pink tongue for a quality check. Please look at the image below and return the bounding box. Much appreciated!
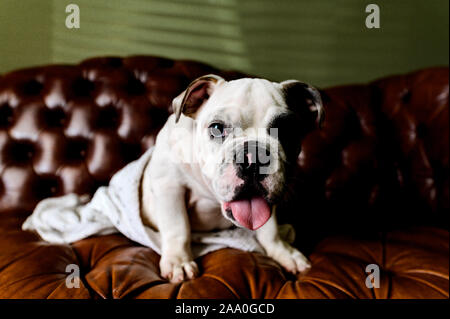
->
[227,197,271,230]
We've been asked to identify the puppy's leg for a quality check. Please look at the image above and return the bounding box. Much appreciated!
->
[256,208,311,275]
[150,186,199,283]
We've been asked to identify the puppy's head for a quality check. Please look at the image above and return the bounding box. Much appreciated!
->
[172,74,324,230]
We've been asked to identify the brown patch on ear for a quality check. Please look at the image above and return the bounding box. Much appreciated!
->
[174,74,224,123]
[281,80,325,134]
[180,78,214,117]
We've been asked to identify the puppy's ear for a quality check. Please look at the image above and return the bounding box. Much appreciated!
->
[173,74,224,123]
[280,80,325,132]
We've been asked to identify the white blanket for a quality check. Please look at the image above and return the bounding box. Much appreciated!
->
[22,147,295,258]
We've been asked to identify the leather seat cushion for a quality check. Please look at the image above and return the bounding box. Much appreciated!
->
[1,211,447,299]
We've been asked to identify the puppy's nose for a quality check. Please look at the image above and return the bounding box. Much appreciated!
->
[235,141,271,179]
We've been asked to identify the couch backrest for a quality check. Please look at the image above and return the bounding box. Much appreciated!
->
[0,56,246,213]
[0,56,448,235]
[281,67,448,244]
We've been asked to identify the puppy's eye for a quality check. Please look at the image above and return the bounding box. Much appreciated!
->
[209,122,226,139]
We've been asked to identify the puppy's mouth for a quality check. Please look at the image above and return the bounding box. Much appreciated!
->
[222,185,272,230]
[223,197,271,230]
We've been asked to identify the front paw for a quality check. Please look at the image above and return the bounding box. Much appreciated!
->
[266,241,311,275]
[160,253,199,283]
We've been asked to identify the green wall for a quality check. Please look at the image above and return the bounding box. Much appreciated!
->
[0,0,52,73]
[1,0,448,87]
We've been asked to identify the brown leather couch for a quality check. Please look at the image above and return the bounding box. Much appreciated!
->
[0,56,448,299]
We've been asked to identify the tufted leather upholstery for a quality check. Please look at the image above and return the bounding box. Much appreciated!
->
[0,56,448,299]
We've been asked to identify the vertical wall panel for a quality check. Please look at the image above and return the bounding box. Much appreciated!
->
[0,0,448,87]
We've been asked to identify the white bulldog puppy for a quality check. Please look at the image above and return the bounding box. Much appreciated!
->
[141,74,324,283]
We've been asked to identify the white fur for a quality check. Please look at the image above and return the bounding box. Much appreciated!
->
[141,77,310,283]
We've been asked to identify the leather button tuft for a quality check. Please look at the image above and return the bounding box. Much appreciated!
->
[0,104,14,128]
[35,175,61,198]
[7,140,35,163]
[72,78,95,97]
[125,77,146,95]
[66,138,89,161]
[401,90,412,104]
[42,107,66,128]
[121,143,142,163]
[22,79,43,96]
[97,106,119,129]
